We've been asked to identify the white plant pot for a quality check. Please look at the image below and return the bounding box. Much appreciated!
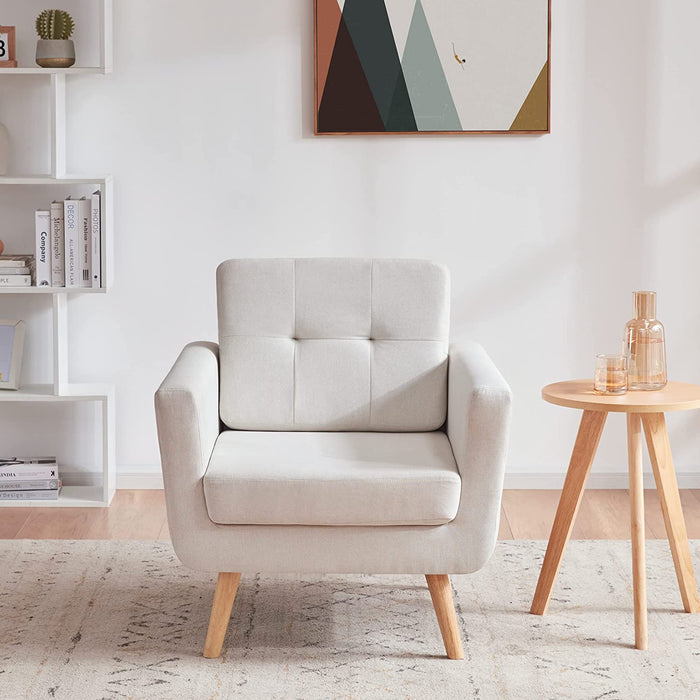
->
[36,39,75,68]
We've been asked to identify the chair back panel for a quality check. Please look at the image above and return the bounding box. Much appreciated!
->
[216,258,449,431]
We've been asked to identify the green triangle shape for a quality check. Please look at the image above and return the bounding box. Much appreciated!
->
[402,0,461,131]
[343,0,416,131]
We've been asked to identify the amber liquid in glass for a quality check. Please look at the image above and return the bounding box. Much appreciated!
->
[626,334,666,390]
[594,366,627,394]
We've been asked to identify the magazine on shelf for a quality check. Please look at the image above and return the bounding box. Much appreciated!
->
[0,457,59,480]
[0,256,34,282]
[0,486,61,500]
[0,478,60,491]
[0,267,31,275]
[0,255,34,268]
[0,456,57,465]
[0,275,31,287]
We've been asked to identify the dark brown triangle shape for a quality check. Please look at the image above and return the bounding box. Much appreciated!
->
[317,15,385,133]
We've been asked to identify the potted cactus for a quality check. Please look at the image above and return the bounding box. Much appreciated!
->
[35,9,75,68]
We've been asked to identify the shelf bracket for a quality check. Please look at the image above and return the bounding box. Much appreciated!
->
[101,0,114,74]
[52,293,69,394]
[50,73,66,178]
[102,387,116,500]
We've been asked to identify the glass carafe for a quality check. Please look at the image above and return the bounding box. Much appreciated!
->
[623,291,667,390]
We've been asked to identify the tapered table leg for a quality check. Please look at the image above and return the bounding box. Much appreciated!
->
[642,413,700,613]
[627,413,647,650]
[531,410,607,615]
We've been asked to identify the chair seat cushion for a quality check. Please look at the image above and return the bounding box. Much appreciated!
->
[203,431,461,526]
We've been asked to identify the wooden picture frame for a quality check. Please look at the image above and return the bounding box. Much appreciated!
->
[314,0,551,135]
[0,320,25,390]
[0,26,17,68]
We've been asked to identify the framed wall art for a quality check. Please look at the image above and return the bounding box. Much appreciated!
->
[314,0,550,135]
[0,26,17,68]
[0,319,25,390]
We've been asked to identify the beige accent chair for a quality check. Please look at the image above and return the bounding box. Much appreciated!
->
[155,258,511,659]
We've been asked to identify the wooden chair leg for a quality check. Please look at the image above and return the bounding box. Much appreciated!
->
[641,413,700,613]
[531,410,607,615]
[203,572,241,658]
[425,574,464,659]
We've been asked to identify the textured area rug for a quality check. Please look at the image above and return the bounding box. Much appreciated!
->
[0,540,699,699]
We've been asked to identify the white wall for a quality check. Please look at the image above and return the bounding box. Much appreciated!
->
[2,0,700,486]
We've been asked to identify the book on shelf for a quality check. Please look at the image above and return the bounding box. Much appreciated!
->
[64,198,79,287]
[0,456,57,464]
[0,478,60,491]
[91,190,101,288]
[0,457,59,480]
[0,266,31,275]
[35,210,51,286]
[0,254,34,268]
[50,201,65,287]
[0,275,32,287]
[61,196,101,288]
[79,197,91,287]
[0,467,59,479]
[0,485,62,500]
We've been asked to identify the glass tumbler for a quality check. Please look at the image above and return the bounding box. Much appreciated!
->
[594,354,628,394]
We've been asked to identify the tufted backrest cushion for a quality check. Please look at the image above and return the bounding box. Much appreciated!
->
[217,258,449,431]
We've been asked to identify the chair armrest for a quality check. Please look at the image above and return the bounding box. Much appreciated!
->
[155,341,221,485]
[447,341,512,553]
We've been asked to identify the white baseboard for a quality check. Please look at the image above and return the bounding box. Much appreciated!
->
[61,470,700,491]
[116,472,164,489]
[503,472,700,489]
[60,471,165,490]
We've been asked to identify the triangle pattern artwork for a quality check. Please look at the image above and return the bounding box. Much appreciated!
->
[315,0,550,134]
[342,0,416,132]
[401,0,461,132]
[317,14,386,133]
[315,0,343,112]
[509,62,549,132]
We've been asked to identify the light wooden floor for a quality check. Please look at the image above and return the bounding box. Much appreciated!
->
[1,489,700,540]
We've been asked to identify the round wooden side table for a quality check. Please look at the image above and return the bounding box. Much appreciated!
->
[531,379,700,650]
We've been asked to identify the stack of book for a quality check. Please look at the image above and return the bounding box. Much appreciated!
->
[0,457,61,500]
[34,191,102,289]
[0,255,35,287]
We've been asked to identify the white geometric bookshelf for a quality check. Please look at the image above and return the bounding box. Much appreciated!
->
[0,1,115,507]
[0,288,106,295]
[0,176,111,185]
[0,383,114,401]
[0,67,107,75]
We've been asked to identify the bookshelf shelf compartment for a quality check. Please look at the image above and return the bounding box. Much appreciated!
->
[0,486,114,508]
[0,1,113,76]
[0,176,113,291]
